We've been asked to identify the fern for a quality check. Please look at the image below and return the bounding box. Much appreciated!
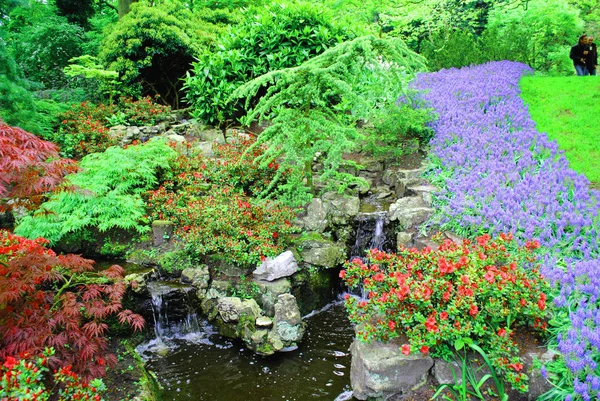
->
[15,139,178,244]
[232,35,427,204]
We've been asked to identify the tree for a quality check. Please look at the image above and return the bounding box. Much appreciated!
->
[118,0,138,18]
[0,230,144,379]
[0,122,78,212]
[232,35,426,205]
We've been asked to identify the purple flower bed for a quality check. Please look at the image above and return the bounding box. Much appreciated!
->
[411,61,600,400]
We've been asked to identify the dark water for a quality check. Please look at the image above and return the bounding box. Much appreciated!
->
[140,302,356,401]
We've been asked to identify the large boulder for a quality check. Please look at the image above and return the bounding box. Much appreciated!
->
[299,240,346,269]
[181,265,210,297]
[350,339,433,400]
[253,251,298,282]
[273,294,305,344]
[322,192,360,226]
[300,198,328,232]
[253,278,292,317]
[387,197,433,230]
[216,297,261,324]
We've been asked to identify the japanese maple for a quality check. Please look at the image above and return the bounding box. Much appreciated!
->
[0,122,78,212]
[0,230,144,379]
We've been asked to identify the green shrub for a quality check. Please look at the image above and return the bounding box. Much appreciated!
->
[14,139,178,246]
[100,2,201,108]
[184,1,353,130]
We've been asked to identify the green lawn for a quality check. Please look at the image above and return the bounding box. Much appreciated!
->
[519,75,600,188]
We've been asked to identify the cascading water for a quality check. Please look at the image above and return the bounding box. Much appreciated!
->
[138,281,211,356]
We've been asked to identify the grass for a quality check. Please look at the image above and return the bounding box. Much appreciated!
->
[519,75,600,188]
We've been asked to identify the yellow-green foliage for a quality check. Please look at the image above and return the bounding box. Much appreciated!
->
[520,75,600,187]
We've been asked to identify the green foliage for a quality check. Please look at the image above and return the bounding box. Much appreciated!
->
[14,139,178,245]
[232,35,427,203]
[484,0,584,75]
[64,55,119,102]
[519,75,600,187]
[363,101,434,159]
[146,139,299,267]
[184,1,352,129]
[100,2,201,107]
[6,2,84,88]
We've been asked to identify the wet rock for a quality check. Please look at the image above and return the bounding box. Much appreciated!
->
[253,251,298,282]
[181,265,210,292]
[273,294,305,344]
[301,198,328,232]
[217,297,260,324]
[322,192,360,225]
[350,339,433,400]
[406,184,437,206]
[253,278,292,317]
[124,270,154,294]
[299,240,347,269]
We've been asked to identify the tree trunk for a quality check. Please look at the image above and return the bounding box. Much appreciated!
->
[118,0,138,19]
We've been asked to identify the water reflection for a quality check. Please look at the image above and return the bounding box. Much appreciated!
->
[141,302,356,401]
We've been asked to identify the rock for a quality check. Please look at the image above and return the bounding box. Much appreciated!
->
[198,128,225,143]
[301,198,328,232]
[194,141,215,158]
[407,184,438,206]
[253,278,292,317]
[322,192,360,225]
[364,160,384,173]
[218,262,247,278]
[253,251,299,282]
[273,294,305,344]
[256,316,273,328]
[350,339,433,400]
[181,265,210,291]
[109,125,127,139]
[396,231,413,248]
[124,269,154,294]
[387,197,433,230]
[299,240,347,268]
[526,349,557,401]
[217,297,260,323]
[152,220,174,247]
[432,359,462,385]
[413,238,439,251]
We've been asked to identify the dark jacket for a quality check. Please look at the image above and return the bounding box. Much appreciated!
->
[586,43,598,70]
[570,44,587,66]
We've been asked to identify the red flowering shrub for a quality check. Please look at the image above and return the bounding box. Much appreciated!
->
[0,123,78,212]
[53,97,171,159]
[146,138,298,267]
[0,348,105,401]
[341,233,550,391]
[0,230,144,379]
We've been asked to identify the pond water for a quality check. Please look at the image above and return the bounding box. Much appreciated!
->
[138,302,356,401]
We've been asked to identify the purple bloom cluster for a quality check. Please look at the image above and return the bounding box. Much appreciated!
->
[411,61,600,399]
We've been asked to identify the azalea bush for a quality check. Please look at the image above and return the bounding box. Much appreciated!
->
[1,349,106,401]
[0,231,144,379]
[50,98,171,159]
[146,138,298,267]
[411,61,600,400]
[342,233,550,391]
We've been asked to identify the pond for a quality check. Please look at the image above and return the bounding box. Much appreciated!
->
[138,302,356,401]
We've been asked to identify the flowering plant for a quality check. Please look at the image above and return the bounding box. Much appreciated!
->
[341,233,550,391]
[0,348,105,401]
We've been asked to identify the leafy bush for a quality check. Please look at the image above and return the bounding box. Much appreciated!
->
[342,234,550,391]
[1,349,106,401]
[146,138,298,267]
[232,35,427,203]
[184,1,353,129]
[50,98,171,159]
[14,139,178,246]
[0,231,144,379]
[100,2,201,107]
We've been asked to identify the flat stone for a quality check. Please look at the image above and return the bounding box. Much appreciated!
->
[256,316,273,328]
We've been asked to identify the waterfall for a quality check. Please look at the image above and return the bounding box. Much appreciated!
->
[350,211,394,260]
[139,281,210,356]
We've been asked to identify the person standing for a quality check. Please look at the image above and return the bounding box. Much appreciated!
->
[570,35,590,76]
[585,36,598,76]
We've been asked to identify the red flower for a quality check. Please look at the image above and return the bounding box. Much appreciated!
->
[469,304,479,316]
[498,328,507,337]
[339,270,346,279]
[401,344,411,355]
[420,346,429,355]
[388,320,396,331]
[3,356,18,370]
[439,311,449,320]
[373,272,385,282]
[425,315,438,332]
[272,232,278,239]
